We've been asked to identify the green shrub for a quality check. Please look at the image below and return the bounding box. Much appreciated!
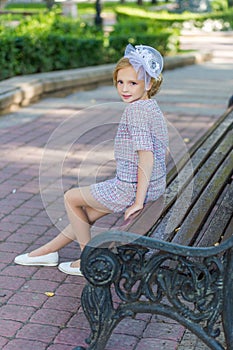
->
[0,6,181,80]
[0,11,106,80]
[108,31,179,62]
[115,6,202,27]
[112,20,150,35]
[0,34,104,79]
[115,6,233,29]
[107,19,180,62]
[12,11,61,36]
[0,36,18,80]
[211,0,229,11]
[42,35,104,70]
[6,2,47,10]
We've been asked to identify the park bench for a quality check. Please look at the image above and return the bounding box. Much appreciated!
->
[75,103,233,350]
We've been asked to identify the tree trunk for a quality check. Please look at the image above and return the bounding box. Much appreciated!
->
[44,0,55,10]
[95,0,102,27]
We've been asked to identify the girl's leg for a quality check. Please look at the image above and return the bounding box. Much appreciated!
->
[29,225,75,257]
[29,186,111,259]
[63,187,111,268]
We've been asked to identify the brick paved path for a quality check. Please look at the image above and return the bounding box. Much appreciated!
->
[0,33,232,350]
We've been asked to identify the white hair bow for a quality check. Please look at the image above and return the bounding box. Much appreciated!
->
[124,44,163,90]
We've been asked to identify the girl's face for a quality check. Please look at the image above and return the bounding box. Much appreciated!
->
[116,65,148,103]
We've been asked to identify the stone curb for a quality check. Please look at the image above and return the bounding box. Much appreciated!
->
[0,52,212,115]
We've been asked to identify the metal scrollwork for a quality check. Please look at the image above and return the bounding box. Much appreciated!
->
[81,247,120,286]
[80,247,134,350]
[77,236,233,350]
[114,246,224,334]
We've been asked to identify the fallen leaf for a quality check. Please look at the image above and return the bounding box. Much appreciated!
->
[45,292,55,297]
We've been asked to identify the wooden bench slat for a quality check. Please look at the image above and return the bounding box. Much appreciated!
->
[195,181,233,247]
[150,130,233,242]
[166,113,232,200]
[167,109,233,184]
[171,150,233,246]
[222,216,233,243]
[167,111,233,196]
[124,196,164,234]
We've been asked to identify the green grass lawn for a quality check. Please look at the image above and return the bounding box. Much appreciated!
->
[2,1,162,22]
[4,1,166,15]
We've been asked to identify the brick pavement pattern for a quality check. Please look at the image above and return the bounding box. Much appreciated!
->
[0,33,232,350]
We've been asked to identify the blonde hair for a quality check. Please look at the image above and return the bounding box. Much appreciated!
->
[113,57,163,98]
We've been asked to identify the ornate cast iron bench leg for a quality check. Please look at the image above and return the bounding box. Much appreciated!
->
[73,247,127,350]
[73,232,233,350]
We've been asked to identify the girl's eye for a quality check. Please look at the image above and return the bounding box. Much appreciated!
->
[130,82,137,86]
[117,80,123,85]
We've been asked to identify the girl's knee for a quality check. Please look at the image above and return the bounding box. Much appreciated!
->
[65,186,99,211]
[64,188,78,203]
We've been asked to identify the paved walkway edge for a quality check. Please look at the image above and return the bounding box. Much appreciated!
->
[0,52,212,115]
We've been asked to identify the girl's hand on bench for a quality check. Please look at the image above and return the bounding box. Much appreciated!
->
[124,203,143,221]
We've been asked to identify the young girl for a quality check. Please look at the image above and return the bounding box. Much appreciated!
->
[14,44,169,276]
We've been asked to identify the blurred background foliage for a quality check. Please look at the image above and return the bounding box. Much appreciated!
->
[0,0,232,80]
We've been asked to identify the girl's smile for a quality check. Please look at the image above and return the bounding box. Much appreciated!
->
[116,66,149,103]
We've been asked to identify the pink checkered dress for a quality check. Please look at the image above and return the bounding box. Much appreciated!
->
[90,99,168,213]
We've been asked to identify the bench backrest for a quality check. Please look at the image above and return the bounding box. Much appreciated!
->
[126,107,233,247]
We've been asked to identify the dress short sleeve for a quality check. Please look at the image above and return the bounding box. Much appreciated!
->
[126,102,154,152]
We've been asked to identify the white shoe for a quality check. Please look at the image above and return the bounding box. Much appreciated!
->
[14,252,59,266]
[58,261,83,276]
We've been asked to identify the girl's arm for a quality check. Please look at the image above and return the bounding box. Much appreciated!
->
[124,150,154,220]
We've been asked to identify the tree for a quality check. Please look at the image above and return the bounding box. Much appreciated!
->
[95,0,102,26]
[44,0,55,10]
